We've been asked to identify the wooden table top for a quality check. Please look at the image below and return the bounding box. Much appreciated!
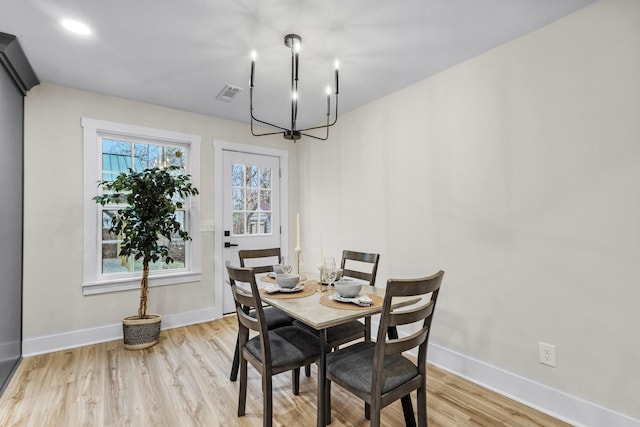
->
[260,275,418,331]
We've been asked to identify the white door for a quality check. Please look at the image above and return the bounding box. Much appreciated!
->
[219,149,282,314]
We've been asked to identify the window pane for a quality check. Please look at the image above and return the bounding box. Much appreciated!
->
[246,189,259,211]
[246,165,259,188]
[233,212,245,235]
[164,146,185,169]
[102,244,128,273]
[167,240,185,268]
[261,190,271,211]
[259,167,271,189]
[135,144,159,170]
[260,212,272,233]
[232,188,244,210]
[102,139,132,181]
[232,164,243,186]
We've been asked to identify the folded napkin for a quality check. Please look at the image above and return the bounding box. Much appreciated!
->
[330,294,373,306]
[264,284,302,293]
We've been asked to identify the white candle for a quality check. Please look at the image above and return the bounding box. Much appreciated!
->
[296,213,300,248]
[319,227,323,264]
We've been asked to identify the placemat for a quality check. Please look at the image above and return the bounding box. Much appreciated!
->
[259,285,315,299]
[319,293,384,310]
[260,274,308,284]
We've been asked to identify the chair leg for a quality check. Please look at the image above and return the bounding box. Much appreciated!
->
[417,386,427,427]
[238,357,247,416]
[325,378,332,423]
[230,336,240,381]
[263,374,273,427]
[305,363,311,377]
[370,400,381,427]
[292,368,300,395]
[402,394,417,427]
[365,402,371,420]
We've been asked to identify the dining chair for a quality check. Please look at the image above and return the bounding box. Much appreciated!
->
[225,263,321,427]
[228,248,294,382]
[324,270,444,427]
[297,250,380,377]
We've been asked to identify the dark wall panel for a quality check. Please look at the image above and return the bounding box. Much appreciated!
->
[0,59,23,394]
[0,31,37,395]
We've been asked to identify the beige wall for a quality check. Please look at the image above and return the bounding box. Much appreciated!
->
[23,83,296,336]
[299,0,639,419]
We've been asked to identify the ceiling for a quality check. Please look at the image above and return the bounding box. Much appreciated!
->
[1,0,596,131]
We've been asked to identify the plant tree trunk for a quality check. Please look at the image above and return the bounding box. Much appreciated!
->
[138,263,149,319]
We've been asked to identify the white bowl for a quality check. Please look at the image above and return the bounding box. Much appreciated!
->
[276,274,299,288]
[334,280,362,298]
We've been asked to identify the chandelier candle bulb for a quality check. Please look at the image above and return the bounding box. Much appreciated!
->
[250,51,256,87]
[319,228,323,264]
[296,213,300,248]
[334,60,339,94]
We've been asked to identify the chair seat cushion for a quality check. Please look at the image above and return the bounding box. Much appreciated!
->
[325,341,418,394]
[250,306,294,329]
[293,319,365,345]
[246,326,320,368]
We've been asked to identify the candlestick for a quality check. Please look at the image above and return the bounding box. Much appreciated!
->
[296,213,300,248]
[295,246,302,275]
[319,227,323,264]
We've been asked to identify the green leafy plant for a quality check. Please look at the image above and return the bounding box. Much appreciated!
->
[94,165,199,319]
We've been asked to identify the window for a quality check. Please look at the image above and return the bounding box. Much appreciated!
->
[231,164,273,235]
[82,118,201,295]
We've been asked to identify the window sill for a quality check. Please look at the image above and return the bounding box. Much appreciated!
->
[82,271,202,295]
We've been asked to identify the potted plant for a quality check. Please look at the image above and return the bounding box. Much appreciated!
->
[94,165,199,350]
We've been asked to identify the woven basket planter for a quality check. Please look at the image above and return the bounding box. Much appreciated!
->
[122,314,162,350]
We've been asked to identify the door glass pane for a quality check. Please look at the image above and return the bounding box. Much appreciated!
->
[231,162,272,236]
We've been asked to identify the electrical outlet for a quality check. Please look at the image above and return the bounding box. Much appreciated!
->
[538,342,557,367]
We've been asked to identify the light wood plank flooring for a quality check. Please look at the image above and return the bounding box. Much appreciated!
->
[0,316,572,426]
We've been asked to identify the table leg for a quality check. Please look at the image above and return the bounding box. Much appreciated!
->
[318,328,328,426]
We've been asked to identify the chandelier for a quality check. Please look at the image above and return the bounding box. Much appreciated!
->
[250,34,339,141]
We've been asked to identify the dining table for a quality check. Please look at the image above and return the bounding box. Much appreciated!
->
[259,274,418,427]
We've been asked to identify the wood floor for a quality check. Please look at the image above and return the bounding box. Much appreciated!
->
[0,316,572,427]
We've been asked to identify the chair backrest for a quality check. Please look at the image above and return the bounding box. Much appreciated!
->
[340,250,380,286]
[373,270,444,387]
[225,262,270,341]
[238,248,281,274]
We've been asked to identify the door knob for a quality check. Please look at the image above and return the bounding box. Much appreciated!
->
[224,242,238,248]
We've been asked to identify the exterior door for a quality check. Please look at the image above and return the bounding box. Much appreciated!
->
[220,149,281,314]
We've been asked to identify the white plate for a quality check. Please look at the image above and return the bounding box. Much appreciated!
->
[278,285,303,293]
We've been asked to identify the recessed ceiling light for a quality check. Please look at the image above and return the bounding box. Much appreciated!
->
[60,19,91,35]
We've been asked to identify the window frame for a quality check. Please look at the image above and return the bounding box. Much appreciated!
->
[82,118,201,295]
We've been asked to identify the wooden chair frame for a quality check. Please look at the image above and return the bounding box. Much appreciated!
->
[325,270,444,427]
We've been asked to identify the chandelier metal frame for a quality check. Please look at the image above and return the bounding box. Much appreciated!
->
[249,33,339,141]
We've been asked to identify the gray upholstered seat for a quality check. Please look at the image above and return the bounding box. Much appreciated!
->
[246,326,320,369]
[325,341,417,394]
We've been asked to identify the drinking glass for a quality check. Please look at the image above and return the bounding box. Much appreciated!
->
[323,257,337,286]
[281,256,292,274]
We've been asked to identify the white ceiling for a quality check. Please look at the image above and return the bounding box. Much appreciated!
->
[1,0,596,131]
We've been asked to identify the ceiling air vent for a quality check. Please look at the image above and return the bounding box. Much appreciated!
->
[216,84,242,102]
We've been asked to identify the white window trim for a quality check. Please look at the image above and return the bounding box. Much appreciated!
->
[82,118,201,295]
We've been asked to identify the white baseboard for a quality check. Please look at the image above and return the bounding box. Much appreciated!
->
[427,342,640,427]
[22,308,216,357]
